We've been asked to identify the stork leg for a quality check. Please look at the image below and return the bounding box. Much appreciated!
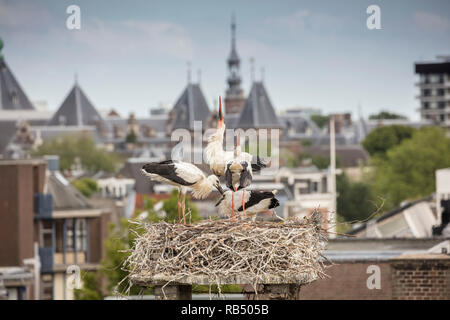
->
[181,192,186,225]
[231,191,235,221]
[232,186,239,221]
[242,189,246,219]
[177,189,181,223]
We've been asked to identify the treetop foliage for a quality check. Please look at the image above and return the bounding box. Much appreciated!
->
[362,125,417,158]
[32,134,121,173]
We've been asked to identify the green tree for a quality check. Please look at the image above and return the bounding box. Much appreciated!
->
[74,271,104,300]
[310,114,330,129]
[369,111,407,120]
[362,125,417,158]
[162,189,201,223]
[125,130,137,144]
[32,134,121,173]
[337,173,376,222]
[285,151,341,170]
[372,127,450,210]
[72,177,98,197]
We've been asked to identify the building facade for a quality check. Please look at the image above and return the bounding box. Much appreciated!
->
[415,56,450,129]
[0,157,110,300]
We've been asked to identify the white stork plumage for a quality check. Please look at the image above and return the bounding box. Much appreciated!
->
[141,160,223,224]
[205,97,269,179]
[205,97,270,220]
[215,189,280,222]
[204,97,234,177]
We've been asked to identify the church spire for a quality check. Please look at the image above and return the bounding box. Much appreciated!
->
[225,14,245,114]
[231,13,236,53]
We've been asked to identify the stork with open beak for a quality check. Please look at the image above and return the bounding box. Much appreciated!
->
[215,189,280,222]
[204,97,234,177]
[142,160,223,224]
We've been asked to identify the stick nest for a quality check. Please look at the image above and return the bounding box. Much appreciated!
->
[124,211,328,293]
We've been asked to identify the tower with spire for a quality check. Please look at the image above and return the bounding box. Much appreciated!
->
[224,14,245,115]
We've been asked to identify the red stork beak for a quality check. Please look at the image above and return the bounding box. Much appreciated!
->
[217,96,224,128]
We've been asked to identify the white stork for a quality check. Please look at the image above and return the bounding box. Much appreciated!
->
[205,97,269,178]
[215,189,280,222]
[141,160,223,224]
[225,131,270,218]
[204,96,234,177]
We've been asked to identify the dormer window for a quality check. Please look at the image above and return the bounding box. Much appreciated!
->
[11,90,18,105]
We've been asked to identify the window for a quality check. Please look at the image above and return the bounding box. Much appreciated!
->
[437,88,445,96]
[423,102,429,109]
[55,220,64,253]
[438,101,445,109]
[41,274,53,300]
[41,220,53,248]
[76,219,87,252]
[11,91,18,105]
[422,89,431,96]
[66,219,75,251]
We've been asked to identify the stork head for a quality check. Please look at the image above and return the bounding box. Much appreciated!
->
[208,175,224,194]
[217,96,224,129]
[229,162,243,172]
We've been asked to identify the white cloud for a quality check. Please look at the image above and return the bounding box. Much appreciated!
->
[265,10,343,33]
[71,19,194,60]
[414,12,450,31]
[0,0,51,27]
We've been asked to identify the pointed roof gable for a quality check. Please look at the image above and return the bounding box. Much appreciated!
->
[236,82,284,129]
[48,83,102,126]
[0,57,35,110]
[171,83,210,130]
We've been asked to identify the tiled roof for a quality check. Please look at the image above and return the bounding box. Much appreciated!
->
[236,82,284,129]
[47,172,93,210]
[0,120,16,155]
[47,83,102,126]
[0,58,35,110]
[171,83,210,130]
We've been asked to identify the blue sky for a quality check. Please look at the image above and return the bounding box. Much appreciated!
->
[1,0,450,119]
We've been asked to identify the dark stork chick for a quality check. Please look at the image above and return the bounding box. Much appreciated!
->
[215,189,280,222]
[142,160,223,224]
[224,131,270,219]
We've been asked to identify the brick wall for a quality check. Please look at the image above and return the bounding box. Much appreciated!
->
[391,254,450,300]
[300,262,392,300]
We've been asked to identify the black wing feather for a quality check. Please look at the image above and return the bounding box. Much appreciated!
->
[237,190,276,212]
[215,194,226,207]
[251,156,269,172]
[225,163,233,190]
[238,164,252,189]
[142,161,195,186]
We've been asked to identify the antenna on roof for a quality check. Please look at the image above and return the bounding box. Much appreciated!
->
[250,57,255,82]
[260,67,265,83]
[187,61,191,84]
[197,69,202,85]
[357,101,363,119]
[0,37,4,59]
